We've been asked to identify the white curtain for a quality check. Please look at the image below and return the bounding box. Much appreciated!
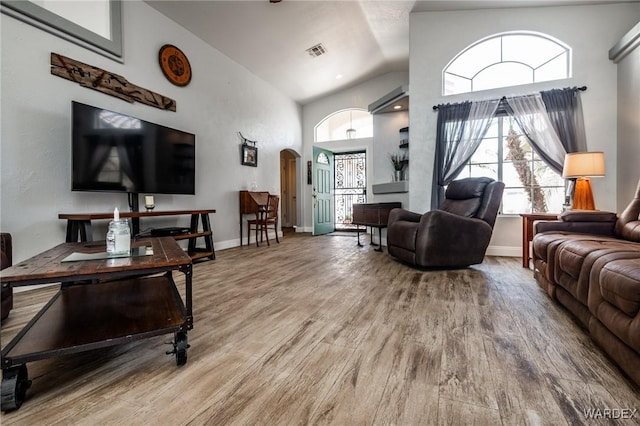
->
[505,94,566,174]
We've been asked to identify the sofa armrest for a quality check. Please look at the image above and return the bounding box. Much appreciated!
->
[534,219,616,236]
[388,208,423,226]
[560,210,617,223]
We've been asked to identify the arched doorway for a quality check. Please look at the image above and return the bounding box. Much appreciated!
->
[280,149,299,230]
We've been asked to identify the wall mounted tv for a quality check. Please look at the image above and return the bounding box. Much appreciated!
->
[72,101,195,195]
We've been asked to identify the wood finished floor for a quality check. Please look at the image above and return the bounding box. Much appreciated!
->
[1,232,639,425]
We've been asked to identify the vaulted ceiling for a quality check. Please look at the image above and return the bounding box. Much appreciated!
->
[146,0,636,104]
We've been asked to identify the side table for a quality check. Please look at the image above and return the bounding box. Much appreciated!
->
[520,213,558,268]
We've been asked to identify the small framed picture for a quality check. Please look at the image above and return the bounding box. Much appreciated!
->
[241,144,258,167]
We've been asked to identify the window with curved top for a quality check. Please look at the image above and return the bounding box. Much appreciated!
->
[443,32,571,96]
[315,109,372,143]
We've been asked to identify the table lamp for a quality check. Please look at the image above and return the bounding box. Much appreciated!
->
[562,151,605,210]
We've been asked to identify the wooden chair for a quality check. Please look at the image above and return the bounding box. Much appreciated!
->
[263,195,280,246]
[247,194,280,246]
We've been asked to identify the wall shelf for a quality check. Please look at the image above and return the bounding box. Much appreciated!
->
[372,181,409,194]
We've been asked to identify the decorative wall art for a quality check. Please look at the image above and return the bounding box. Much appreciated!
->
[239,132,258,167]
[158,44,192,87]
[50,53,176,111]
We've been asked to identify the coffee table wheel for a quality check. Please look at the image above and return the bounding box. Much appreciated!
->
[175,331,189,366]
[1,365,31,412]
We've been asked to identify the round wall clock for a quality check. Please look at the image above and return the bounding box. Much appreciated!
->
[159,44,192,86]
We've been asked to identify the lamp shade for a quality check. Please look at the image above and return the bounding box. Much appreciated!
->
[562,152,605,178]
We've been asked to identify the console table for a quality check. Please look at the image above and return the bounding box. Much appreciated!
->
[352,202,402,251]
[520,213,559,268]
[59,209,216,261]
[0,237,192,411]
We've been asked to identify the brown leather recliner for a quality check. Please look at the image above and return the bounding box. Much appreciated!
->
[387,177,505,268]
[1,233,13,321]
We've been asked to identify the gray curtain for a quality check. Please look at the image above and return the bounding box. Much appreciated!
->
[431,99,500,208]
[431,102,471,209]
[540,87,587,154]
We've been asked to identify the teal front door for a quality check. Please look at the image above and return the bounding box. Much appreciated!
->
[313,146,334,235]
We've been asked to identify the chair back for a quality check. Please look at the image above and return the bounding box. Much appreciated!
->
[439,177,504,228]
[267,195,279,220]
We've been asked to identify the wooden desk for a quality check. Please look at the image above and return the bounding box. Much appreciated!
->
[239,191,269,246]
[353,202,402,251]
[59,209,216,261]
[520,213,558,268]
[0,237,192,411]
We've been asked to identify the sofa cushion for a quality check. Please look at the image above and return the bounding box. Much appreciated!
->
[619,220,640,243]
[439,177,492,218]
[588,252,640,354]
[598,258,640,317]
[615,179,640,241]
[439,198,481,218]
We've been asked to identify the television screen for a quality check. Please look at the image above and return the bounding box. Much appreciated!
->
[72,101,195,195]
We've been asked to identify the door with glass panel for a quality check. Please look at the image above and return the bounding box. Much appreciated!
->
[334,152,366,230]
[313,146,334,235]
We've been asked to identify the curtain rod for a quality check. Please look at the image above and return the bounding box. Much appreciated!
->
[432,86,587,111]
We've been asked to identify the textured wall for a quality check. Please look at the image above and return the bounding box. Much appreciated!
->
[0,1,302,262]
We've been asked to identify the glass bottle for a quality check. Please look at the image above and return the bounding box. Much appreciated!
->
[106,208,131,255]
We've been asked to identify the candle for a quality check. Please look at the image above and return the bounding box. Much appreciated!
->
[145,196,154,206]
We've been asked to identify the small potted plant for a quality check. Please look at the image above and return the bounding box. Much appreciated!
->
[390,152,407,181]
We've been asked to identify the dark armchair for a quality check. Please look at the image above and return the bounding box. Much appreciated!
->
[387,177,505,268]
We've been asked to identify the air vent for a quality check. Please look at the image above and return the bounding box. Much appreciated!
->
[306,43,327,58]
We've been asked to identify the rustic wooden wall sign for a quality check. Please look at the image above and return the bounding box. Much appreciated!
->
[50,53,176,111]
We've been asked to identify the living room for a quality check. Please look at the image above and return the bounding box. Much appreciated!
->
[1,0,639,423]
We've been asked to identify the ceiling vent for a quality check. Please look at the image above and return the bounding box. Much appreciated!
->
[306,43,327,58]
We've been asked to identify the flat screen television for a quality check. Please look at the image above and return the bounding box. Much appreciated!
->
[72,101,195,195]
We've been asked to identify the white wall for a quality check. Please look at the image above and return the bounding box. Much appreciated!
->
[0,1,302,262]
[410,3,640,255]
[301,71,409,231]
[614,23,640,208]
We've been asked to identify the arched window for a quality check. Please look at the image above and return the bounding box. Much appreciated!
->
[315,108,372,142]
[443,32,571,95]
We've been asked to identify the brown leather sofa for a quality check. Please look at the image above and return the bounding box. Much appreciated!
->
[1,233,13,321]
[387,177,504,268]
[532,179,640,386]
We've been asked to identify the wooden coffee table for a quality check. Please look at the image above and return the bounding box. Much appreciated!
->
[0,237,193,411]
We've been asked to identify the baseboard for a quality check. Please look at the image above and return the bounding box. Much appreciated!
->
[486,245,520,257]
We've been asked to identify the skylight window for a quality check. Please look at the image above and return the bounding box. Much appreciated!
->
[443,32,571,95]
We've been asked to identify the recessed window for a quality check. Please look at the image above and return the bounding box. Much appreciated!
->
[2,0,123,61]
[315,109,373,143]
[443,32,571,95]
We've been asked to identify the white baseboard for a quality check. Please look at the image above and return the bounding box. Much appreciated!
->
[486,245,520,257]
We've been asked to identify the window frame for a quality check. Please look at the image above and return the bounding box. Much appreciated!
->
[443,31,571,96]
[1,0,123,62]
